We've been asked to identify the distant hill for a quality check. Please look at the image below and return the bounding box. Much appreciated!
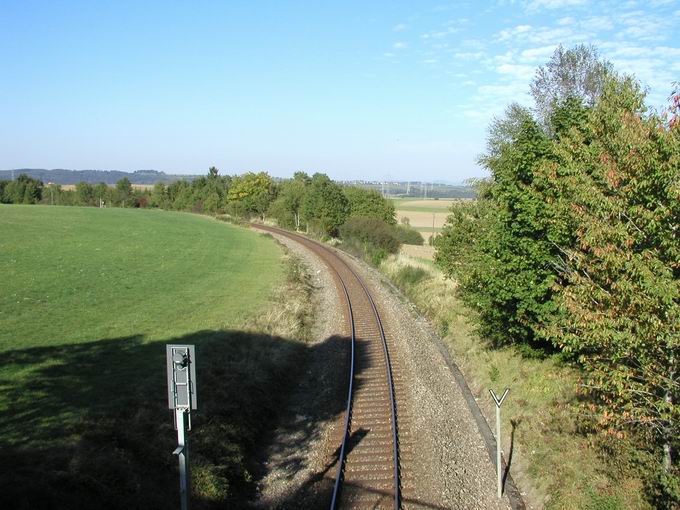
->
[0,169,198,185]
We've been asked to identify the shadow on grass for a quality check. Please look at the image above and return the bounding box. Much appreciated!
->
[0,330,355,510]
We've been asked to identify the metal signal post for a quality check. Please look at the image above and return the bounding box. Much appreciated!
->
[167,345,197,510]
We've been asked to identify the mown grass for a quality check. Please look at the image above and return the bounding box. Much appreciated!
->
[381,253,650,510]
[0,206,283,351]
[0,205,319,509]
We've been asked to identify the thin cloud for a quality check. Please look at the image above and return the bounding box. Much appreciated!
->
[526,0,588,10]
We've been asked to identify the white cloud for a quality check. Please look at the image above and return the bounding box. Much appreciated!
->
[557,16,575,25]
[581,16,614,31]
[393,23,407,32]
[497,63,536,79]
[526,0,588,10]
[519,45,558,62]
[497,24,532,41]
[454,51,486,60]
[393,41,408,49]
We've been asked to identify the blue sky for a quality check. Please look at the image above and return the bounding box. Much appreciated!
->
[1,1,679,181]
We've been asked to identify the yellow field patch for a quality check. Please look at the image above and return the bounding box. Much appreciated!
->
[396,199,458,209]
[396,210,448,229]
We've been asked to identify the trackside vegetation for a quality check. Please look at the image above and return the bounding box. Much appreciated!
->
[0,205,317,508]
[435,46,679,507]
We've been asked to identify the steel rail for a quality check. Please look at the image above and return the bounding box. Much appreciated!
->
[341,262,400,510]
[252,224,400,509]
[329,267,356,509]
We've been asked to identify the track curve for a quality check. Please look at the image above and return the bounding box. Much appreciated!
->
[254,224,401,510]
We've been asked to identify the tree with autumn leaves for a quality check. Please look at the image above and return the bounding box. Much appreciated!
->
[436,47,679,503]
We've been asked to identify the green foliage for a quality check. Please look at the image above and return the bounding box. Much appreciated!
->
[268,172,309,229]
[2,174,44,204]
[583,488,625,510]
[114,177,132,207]
[340,216,401,255]
[343,186,396,224]
[393,224,424,245]
[75,181,96,206]
[301,173,349,236]
[435,45,680,500]
[392,265,429,290]
[539,78,680,487]
[227,171,275,220]
[437,109,570,348]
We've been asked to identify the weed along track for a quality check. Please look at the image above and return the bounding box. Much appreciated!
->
[255,225,406,510]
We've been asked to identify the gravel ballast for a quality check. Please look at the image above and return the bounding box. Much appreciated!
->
[254,229,513,509]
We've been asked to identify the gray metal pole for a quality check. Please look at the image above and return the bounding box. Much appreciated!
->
[175,409,190,510]
[496,405,502,498]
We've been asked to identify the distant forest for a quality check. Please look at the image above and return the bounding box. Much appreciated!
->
[0,169,193,185]
[0,169,476,198]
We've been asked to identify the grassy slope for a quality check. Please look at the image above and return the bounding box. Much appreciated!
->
[1,205,281,351]
[381,253,649,510]
[0,205,306,509]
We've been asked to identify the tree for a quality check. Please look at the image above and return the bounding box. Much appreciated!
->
[268,172,309,229]
[3,174,43,204]
[75,182,95,206]
[531,44,612,132]
[208,166,219,179]
[115,178,132,207]
[227,172,275,220]
[541,78,679,485]
[301,173,349,236]
[94,183,109,207]
[0,180,8,203]
[343,186,396,224]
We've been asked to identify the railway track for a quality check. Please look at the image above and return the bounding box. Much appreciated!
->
[255,224,402,510]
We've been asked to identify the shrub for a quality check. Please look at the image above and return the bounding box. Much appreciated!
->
[392,265,429,290]
[393,225,424,245]
[339,217,401,255]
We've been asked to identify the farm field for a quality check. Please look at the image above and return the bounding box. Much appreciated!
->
[0,205,292,508]
[392,198,460,245]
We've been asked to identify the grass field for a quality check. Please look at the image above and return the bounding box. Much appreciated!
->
[0,205,309,508]
[0,206,282,351]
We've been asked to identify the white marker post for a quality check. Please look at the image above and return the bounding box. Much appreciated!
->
[489,388,510,499]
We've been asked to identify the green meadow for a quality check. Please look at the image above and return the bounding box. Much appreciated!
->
[0,205,282,351]
[0,205,299,508]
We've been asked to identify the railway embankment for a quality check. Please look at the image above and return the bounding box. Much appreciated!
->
[254,225,511,510]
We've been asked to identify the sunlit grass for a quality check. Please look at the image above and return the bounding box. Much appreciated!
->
[0,205,283,352]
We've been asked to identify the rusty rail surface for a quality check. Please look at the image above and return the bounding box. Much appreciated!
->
[254,225,401,510]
